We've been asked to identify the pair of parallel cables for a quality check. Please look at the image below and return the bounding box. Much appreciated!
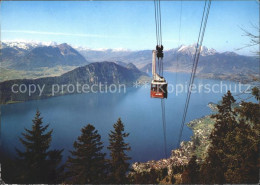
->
[153,0,212,156]
[177,0,212,147]
[154,0,167,158]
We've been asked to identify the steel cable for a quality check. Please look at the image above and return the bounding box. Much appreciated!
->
[177,0,212,147]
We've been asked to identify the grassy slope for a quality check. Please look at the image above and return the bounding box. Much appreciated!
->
[0,66,78,82]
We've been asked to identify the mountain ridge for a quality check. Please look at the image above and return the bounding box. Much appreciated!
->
[1,41,258,83]
[0,61,148,104]
[1,42,88,70]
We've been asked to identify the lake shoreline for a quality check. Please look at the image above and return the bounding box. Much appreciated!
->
[1,71,257,106]
[131,109,215,174]
[164,70,259,84]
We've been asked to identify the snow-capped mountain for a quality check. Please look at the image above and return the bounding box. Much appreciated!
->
[1,42,88,69]
[177,44,217,56]
[2,40,58,50]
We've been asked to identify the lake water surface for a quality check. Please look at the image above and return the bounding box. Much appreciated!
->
[0,72,250,163]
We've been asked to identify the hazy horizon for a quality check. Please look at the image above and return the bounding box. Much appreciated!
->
[2,39,257,57]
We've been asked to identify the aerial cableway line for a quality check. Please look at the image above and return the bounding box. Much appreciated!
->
[151,0,168,158]
[177,0,212,147]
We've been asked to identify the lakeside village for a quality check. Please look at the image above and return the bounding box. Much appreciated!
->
[130,103,216,178]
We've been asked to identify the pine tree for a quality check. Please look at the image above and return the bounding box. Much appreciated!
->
[223,120,258,183]
[210,90,237,142]
[202,91,237,183]
[251,86,259,101]
[66,124,107,184]
[16,110,63,183]
[200,89,259,183]
[227,86,260,183]
[200,146,225,183]
[107,118,131,183]
[181,155,200,183]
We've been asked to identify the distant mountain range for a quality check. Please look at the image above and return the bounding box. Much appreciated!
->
[78,44,259,76]
[141,44,259,75]
[1,41,259,83]
[0,62,148,104]
[1,42,88,70]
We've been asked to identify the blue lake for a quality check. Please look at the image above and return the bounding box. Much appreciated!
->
[0,72,251,163]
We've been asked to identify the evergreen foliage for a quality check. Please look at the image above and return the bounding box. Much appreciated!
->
[16,110,63,183]
[200,89,259,183]
[181,155,200,183]
[66,124,108,183]
[129,169,158,184]
[107,118,131,183]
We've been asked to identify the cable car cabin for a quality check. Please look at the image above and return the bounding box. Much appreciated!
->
[150,50,168,99]
[151,80,168,99]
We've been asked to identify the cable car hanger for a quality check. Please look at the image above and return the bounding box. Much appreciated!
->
[151,0,168,99]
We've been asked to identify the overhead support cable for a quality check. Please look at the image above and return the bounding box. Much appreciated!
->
[175,0,183,84]
[161,99,167,158]
[177,0,212,147]
[154,0,167,158]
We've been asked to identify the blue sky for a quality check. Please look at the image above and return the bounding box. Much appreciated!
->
[1,1,259,55]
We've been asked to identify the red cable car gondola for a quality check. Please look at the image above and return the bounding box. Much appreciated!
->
[150,50,168,99]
